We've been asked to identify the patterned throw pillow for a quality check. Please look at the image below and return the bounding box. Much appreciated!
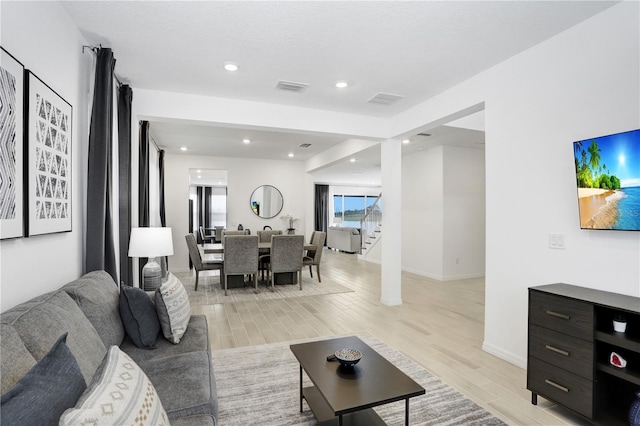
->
[0,333,86,426]
[155,273,191,344]
[60,346,169,426]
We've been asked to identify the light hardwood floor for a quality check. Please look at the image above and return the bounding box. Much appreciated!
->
[186,249,589,426]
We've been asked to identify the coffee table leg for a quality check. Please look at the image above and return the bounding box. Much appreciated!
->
[339,414,343,426]
[405,398,409,425]
[299,365,303,412]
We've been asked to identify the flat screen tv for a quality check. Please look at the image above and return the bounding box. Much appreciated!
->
[573,128,640,230]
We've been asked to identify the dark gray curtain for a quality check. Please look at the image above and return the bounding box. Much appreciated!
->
[196,186,204,243]
[118,85,133,286]
[139,121,150,227]
[137,121,150,281]
[85,48,117,281]
[314,184,329,242]
[158,149,168,275]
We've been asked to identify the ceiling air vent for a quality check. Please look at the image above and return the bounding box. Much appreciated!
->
[367,92,405,106]
[276,80,309,93]
[417,133,431,137]
[299,143,312,148]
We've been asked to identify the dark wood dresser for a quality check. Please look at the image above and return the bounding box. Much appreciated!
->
[528,283,640,425]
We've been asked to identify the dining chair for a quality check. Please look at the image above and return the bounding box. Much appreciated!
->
[185,233,223,291]
[199,226,214,243]
[214,226,224,243]
[257,229,283,279]
[262,235,304,291]
[222,235,259,296]
[303,231,326,283]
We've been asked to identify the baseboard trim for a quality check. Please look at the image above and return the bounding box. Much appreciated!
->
[401,267,444,281]
[380,297,402,306]
[482,341,527,369]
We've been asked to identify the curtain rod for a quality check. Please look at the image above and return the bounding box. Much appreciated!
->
[82,45,124,87]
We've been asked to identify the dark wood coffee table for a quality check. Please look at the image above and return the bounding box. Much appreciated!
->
[290,336,425,425]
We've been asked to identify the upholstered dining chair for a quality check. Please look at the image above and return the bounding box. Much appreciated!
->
[303,231,326,283]
[199,226,214,244]
[185,233,223,291]
[262,235,304,291]
[214,226,224,243]
[257,229,283,279]
[222,235,259,296]
[222,229,249,237]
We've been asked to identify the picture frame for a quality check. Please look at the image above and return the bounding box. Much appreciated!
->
[0,47,25,239]
[25,70,72,236]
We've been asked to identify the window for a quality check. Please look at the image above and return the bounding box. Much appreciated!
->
[333,194,380,227]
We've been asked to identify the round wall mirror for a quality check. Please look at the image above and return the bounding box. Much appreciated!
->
[250,185,284,219]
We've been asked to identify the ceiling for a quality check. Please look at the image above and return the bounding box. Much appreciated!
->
[61,1,617,182]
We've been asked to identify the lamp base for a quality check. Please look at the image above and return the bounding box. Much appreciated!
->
[142,257,162,291]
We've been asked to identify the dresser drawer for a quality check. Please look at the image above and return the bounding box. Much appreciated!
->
[527,358,593,419]
[529,291,593,341]
[529,324,593,379]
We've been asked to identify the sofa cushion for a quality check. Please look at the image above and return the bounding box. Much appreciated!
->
[138,350,218,421]
[62,270,124,348]
[119,285,160,349]
[60,346,169,426]
[122,314,209,364]
[1,291,107,385]
[0,324,37,394]
[1,333,86,426]
[155,273,191,344]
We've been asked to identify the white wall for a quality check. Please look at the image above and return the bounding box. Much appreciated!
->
[402,146,444,278]
[443,145,485,279]
[400,145,485,280]
[393,2,640,366]
[164,153,306,270]
[0,2,90,311]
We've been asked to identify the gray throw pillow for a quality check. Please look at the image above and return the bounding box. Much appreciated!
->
[0,333,86,426]
[119,285,160,349]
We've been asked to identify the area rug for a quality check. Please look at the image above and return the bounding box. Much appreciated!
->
[173,271,354,304]
[212,335,506,425]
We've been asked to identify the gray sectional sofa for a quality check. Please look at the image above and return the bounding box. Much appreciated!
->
[327,226,361,253]
[0,270,217,425]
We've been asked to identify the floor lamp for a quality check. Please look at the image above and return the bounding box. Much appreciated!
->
[128,227,174,291]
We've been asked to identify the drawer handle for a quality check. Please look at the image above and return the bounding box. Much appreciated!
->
[546,310,570,320]
[545,379,569,393]
[545,345,570,357]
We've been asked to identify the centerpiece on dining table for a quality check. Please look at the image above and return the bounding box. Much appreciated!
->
[280,214,299,235]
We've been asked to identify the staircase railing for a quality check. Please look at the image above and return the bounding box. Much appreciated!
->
[359,193,382,254]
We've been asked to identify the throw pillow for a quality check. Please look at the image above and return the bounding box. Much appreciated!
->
[119,285,160,349]
[60,346,169,426]
[155,273,191,344]
[0,333,86,426]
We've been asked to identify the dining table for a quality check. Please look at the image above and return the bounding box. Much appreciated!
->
[199,241,315,287]
[200,241,315,255]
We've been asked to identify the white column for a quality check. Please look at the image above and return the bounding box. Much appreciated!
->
[380,139,402,306]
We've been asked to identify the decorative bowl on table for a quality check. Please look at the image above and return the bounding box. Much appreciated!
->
[335,348,362,367]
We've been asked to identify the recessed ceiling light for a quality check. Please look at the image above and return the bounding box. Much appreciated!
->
[336,81,348,88]
[288,153,294,158]
[242,139,251,144]
[402,139,410,144]
[196,169,201,173]
[350,158,356,162]
[218,181,222,185]
[197,175,202,179]
[224,63,238,71]
[180,147,187,151]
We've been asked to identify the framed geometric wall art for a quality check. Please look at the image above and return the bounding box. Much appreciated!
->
[25,71,72,236]
[0,47,25,240]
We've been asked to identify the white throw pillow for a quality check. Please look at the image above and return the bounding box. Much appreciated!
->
[59,346,169,426]
[155,273,191,344]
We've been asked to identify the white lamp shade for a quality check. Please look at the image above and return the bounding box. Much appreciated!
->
[128,227,174,258]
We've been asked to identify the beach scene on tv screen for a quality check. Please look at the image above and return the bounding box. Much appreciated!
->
[574,129,640,230]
